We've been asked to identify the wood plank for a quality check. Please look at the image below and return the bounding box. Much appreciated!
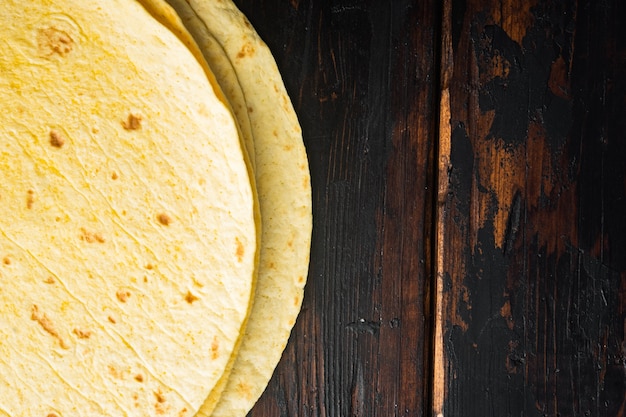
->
[218,1,625,416]
[439,0,626,416]
[234,1,439,416]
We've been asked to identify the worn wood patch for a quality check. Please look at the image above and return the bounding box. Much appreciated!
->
[440,0,626,416]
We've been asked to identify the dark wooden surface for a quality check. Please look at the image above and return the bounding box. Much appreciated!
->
[234,1,626,416]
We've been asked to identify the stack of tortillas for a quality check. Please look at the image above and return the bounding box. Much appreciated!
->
[0,0,311,416]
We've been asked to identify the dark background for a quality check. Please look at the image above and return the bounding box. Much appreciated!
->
[234,0,626,416]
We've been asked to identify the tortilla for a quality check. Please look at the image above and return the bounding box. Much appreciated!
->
[134,1,264,414]
[136,0,256,173]
[162,1,313,416]
[0,1,256,416]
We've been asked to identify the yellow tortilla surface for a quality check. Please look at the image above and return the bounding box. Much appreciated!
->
[162,1,313,416]
[135,0,264,414]
[0,1,256,416]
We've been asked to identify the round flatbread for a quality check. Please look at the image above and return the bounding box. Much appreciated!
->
[162,1,313,416]
[134,1,263,414]
[0,1,256,416]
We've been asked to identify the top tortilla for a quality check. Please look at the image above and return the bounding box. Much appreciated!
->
[161,1,313,416]
[0,1,256,416]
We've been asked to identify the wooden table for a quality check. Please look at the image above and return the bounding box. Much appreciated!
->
[235,0,626,416]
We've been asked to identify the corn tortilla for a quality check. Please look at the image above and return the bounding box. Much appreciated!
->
[162,1,313,416]
[0,1,257,416]
[135,1,264,414]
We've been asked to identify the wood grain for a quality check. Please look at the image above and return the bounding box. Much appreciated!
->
[229,0,625,416]
[440,0,626,416]
[235,1,438,416]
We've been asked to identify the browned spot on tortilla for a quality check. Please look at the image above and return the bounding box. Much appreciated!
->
[235,237,244,262]
[31,305,68,348]
[298,275,305,284]
[3,256,11,265]
[284,144,294,151]
[49,130,65,148]
[287,239,294,248]
[44,277,55,284]
[236,381,252,399]
[134,374,144,382]
[268,262,276,269]
[107,315,117,324]
[211,336,219,360]
[80,227,105,243]
[122,113,143,130]
[157,213,172,226]
[73,328,92,339]
[47,413,60,417]
[197,102,210,117]
[247,106,254,113]
[111,171,119,180]
[155,402,168,415]
[178,408,188,417]
[108,364,128,379]
[294,295,300,306]
[27,189,35,209]
[116,290,131,303]
[236,42,255,59]
[37,27,73,57]
[154,389,168,414]
[185,291,199,304]
[145,263,154,270]
[272,129,278,137]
